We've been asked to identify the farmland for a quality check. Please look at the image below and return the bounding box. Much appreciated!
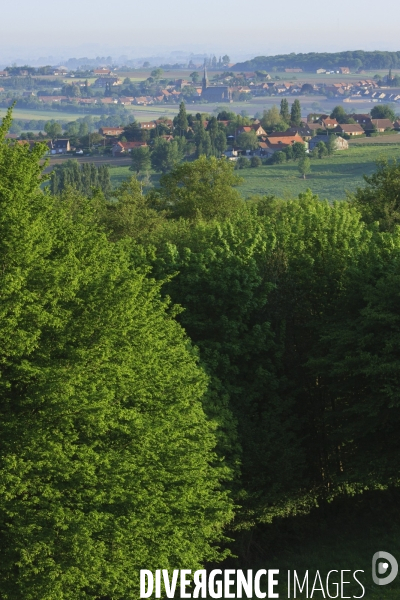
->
[108,144,400,201]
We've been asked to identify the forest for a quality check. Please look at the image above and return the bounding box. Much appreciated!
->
[1,105,400,598]
[234,50,400,72]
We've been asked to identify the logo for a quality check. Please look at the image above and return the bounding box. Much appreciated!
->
[372,552,398,586]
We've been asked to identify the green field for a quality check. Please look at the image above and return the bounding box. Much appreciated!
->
[109,144,400,201]
[0,107,87,122]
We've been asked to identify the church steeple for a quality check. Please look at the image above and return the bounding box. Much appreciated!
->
[202,62,208,92]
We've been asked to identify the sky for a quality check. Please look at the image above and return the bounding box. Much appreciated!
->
[1,0,400,64]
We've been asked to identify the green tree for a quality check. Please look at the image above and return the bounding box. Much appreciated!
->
[298,156,311,178]
[237,130,259,151]
[370,104,396,121]
[349,158,400,231]
[150,68,163,79]
[0,108,233,598]
[280,98,290,123]
[44,120,62,139]
[190,71,200,83]
[156,156,243,220]
[151,138,183,173]
[292,141,306,159]
[250,156,262,167]
[317,140,328,158]
[290,99,302,126]
[330,105,348,123]
[130,145,151,175]
[174,101,188,136]
[194,124,213,158]
[261,105,285,130]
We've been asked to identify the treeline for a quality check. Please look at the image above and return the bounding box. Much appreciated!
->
[49,160,111,197]
[234,50,400,71]
[1,105,400,597]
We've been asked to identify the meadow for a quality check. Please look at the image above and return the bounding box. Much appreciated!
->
[109,144,400,201]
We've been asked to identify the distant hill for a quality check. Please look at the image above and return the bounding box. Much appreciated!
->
[233,50,400,72]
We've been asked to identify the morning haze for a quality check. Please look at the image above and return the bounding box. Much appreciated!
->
[1,0,400,63]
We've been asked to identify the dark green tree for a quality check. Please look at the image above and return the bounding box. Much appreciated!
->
[130,145,151,175]
[280,98,290,123]
[174,101,189,136]
[151,138,183,173]
[290,99,302,126]
[370,104,396,121]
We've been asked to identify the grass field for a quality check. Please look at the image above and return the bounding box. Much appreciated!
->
[0,107,87,122]
[109,144,400,201]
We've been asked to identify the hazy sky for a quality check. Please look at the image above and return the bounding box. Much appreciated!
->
[1,0,400,62]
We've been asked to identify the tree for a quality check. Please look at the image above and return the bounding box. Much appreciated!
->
[156,156,243,220]
[298,156,311,178]
[194,124,213,158]
[151,138,183,173]
[330,105,348,123]
[370,104,396,121]
[237,130,259,151]
[301,83,314,95]
[349,158,400,231]
[122,121,142,142]
[292,141,306,160]
[290,99,302,126]
[0,108,233,597]
[317,140,328,158]
[222,55,230,65]
[44,120,62,139]
[130,145,151,175]
[272,151,286,164]
[261,106,285,130]
[236,156,251,169]
[190,71,200,83]
[150,68,163,79]
[326,134,337,155]
[250,156,262,167]
[280,98,290,123]
[214,129,227,155]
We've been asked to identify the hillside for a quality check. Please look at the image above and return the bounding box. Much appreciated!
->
[233,50,400,72]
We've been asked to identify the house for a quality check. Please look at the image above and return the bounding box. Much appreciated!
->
[370,119,393,132]
[99,127,125,136]
[393,120,400,131]
[52,67,68,76]
[49,139,71,154]
[339,67,350,74]
[266,132,306,144]
[337,123,364,136]
[309,135,348,150]
[93,77,121,88]
[349,113,371,124]
[111,141,147,157]
[236,125,266,137]
[285,126,314,140]
[321,118,338,129]
[316,69,326,74]
[138,121,157,129]
[0,70,9,77]
[94,68,111,76]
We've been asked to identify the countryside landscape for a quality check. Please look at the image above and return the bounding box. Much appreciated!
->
[2,3,400,597]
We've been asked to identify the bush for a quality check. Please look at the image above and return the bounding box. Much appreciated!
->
[250,156,262,168]
[236,156,251,169]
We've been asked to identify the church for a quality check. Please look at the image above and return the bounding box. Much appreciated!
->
[201,65,232,102]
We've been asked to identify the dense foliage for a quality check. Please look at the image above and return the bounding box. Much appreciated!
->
[2,105,400,596]
[234,50,400,71]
